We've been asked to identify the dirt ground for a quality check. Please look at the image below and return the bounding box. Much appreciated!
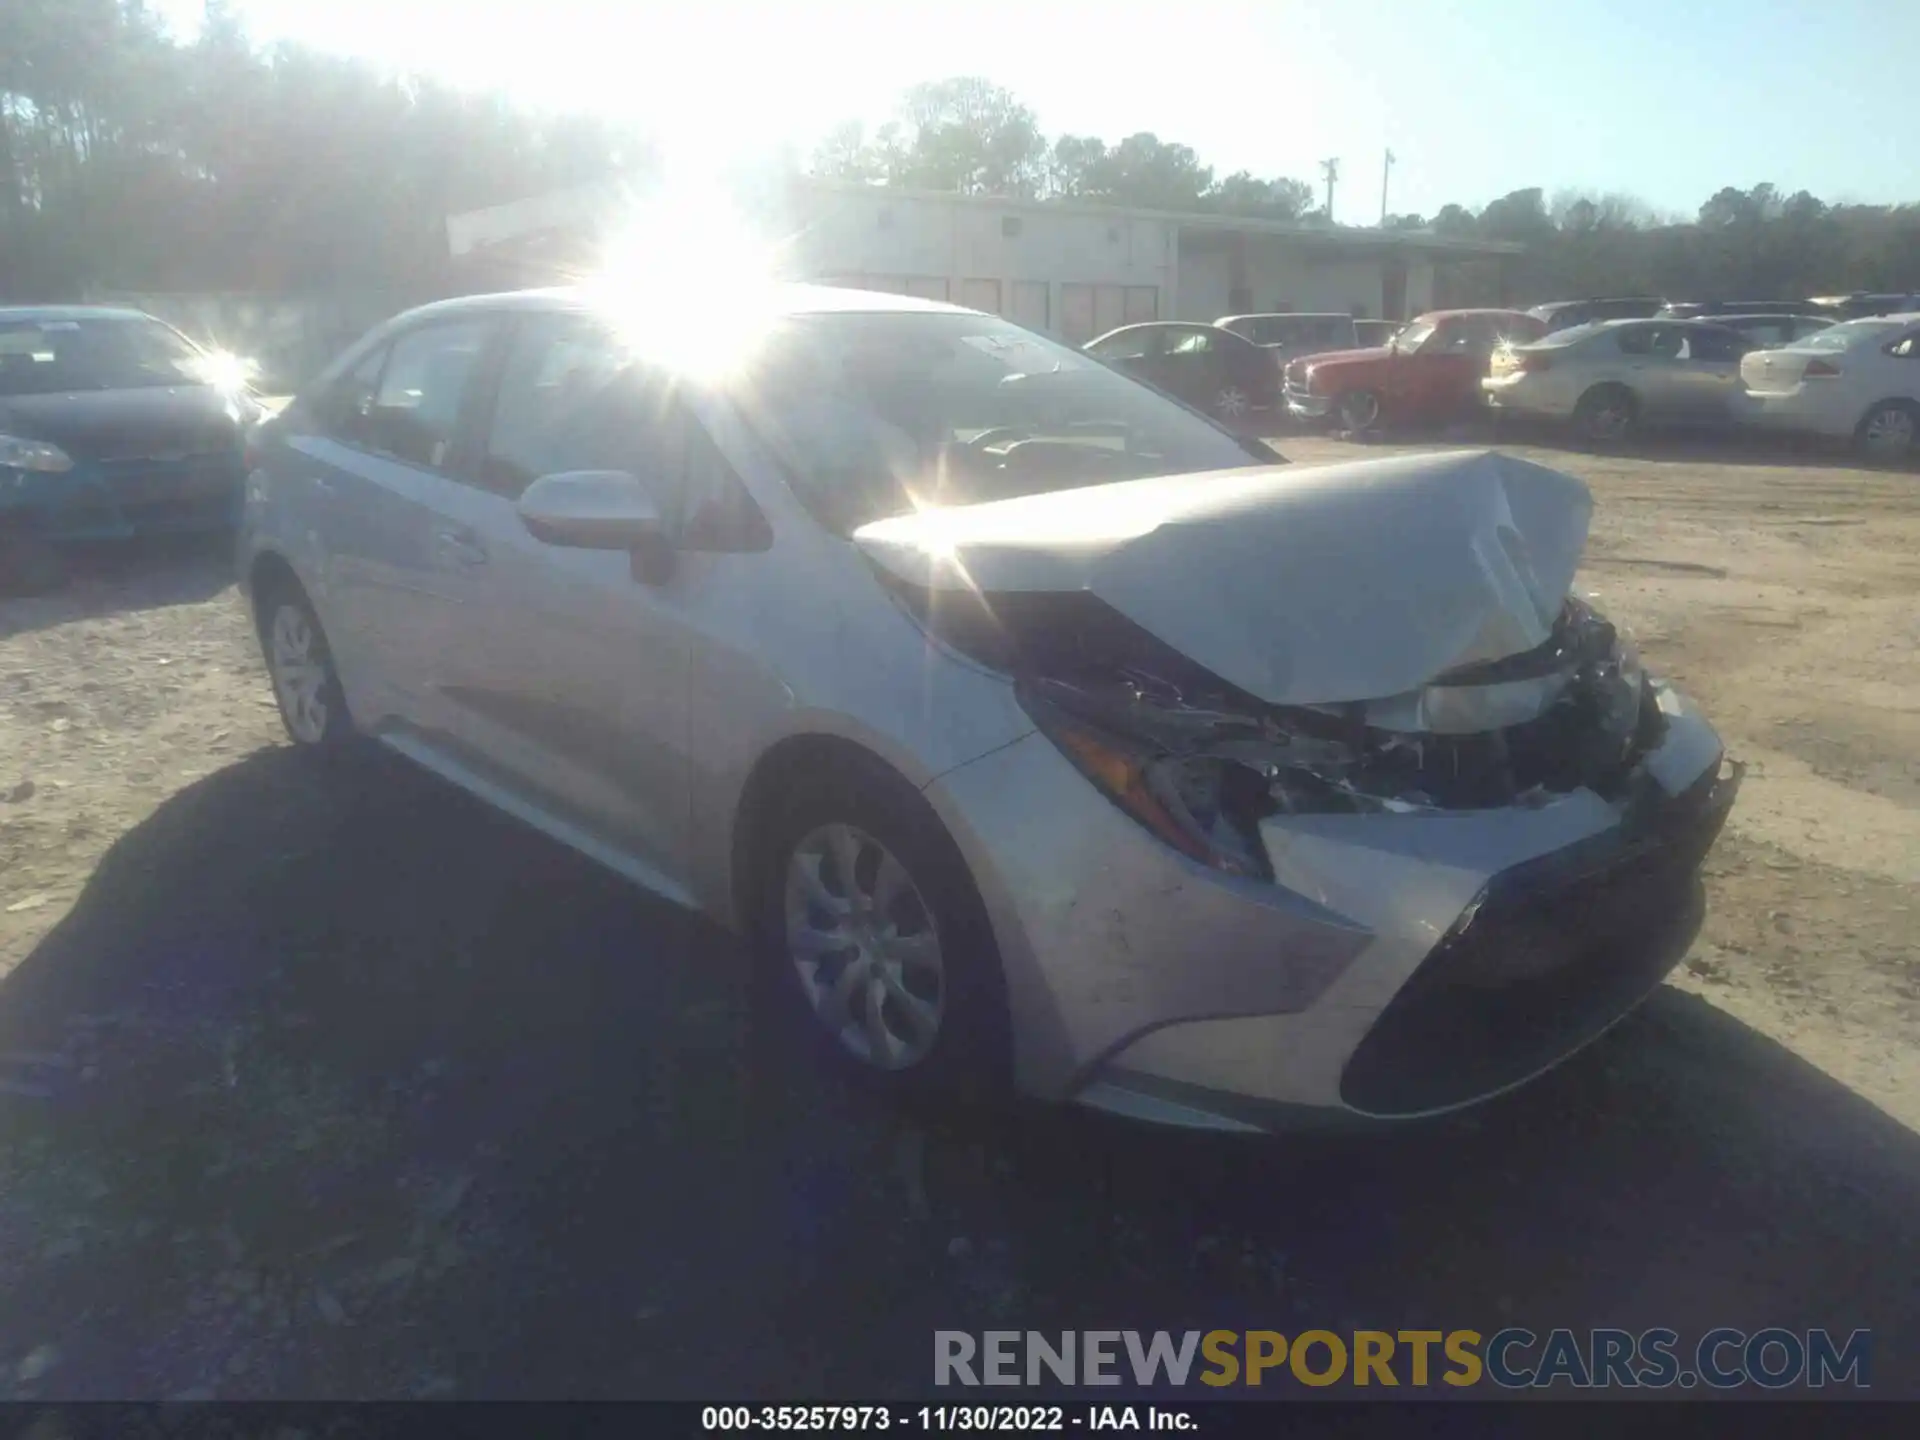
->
[0,430,1915,1401]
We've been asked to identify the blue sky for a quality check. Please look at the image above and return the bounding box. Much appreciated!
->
[153,0,1916,221]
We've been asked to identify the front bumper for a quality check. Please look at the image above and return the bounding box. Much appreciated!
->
[1284,385,1334,419]
[925,681,1734,1130]
[1,454,244,543]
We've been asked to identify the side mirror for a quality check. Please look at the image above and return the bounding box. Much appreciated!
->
[517,470,675,583]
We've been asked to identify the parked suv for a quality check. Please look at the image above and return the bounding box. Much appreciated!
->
[238,284,1737,1131]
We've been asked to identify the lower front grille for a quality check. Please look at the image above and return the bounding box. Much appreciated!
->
[1339,758,1741,1118]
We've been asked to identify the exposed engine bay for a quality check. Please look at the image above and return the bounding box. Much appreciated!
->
[1029,596,1663,813]
[887,574,1669,878]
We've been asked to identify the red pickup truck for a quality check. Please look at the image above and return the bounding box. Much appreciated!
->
[1283,308,1545,432]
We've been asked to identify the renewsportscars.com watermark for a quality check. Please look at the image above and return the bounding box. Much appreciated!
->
[935,1328,1872,1391]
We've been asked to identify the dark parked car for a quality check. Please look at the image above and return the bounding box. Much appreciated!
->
[1657,299,1827,319]
[1,305,261,592]
[1083,321,1279,422]
[1216,312,1359,358]
[1527,297,1665,333]
[1713,313,1835,347]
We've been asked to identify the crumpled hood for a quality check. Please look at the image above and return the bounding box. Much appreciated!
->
[853,449,1593,707]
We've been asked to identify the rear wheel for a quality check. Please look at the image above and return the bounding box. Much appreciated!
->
[1212,384,1251,421]
[1336,389,1382,434]
[755,756,1010,1105]
[256,580,356,750]
[1574,385,1638,444]
[1855,399,1918,462]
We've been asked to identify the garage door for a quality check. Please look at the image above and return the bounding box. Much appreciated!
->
[1011,281,1049,332]
[961,278,1003,314]
[1061,284,1096,343]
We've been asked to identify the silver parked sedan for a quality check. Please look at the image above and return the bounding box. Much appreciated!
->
[1483,318,1757,442]
[238,285,1739,1131]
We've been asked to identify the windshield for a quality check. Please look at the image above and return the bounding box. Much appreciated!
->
[734,311,1269,532]
[1392,321,1437,353]
[0,316,205,396]
[1789,319,1899,352]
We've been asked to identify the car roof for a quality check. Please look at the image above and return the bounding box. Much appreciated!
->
[1596,316,1738,329]
[1531,297,1661,311]
[392,283,975,327]
[1411,308,1537,323]
[0,304,158,323]
[1218,312,1353,323]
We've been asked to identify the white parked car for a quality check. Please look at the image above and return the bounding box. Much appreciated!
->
[1738,314,1920,460]
[237,285,1739,1132]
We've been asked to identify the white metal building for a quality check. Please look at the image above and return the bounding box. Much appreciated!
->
[444,179,1520,342]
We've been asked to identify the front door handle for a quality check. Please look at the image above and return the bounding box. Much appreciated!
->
[433,527,488,569]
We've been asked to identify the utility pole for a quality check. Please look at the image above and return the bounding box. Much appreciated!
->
[1320,157,1340,223]
[1381,148,1395,225]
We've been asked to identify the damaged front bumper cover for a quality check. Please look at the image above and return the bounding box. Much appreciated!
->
[927,663,1739,1131]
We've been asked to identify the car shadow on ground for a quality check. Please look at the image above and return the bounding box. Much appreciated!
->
[0,534,235,638]
[0,746,1914,1399]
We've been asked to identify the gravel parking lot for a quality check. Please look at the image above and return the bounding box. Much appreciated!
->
[1,433,1915,1399]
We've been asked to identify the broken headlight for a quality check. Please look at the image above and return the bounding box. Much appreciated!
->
[1022,692,1278,880]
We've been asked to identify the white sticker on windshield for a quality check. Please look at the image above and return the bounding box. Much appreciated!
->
[960,333,1080,377]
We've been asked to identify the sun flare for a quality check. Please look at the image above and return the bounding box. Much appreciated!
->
[576,181,790,383]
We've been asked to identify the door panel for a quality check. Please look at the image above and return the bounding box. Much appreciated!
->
[291,319,499,729]
[411,475,693,879]
[422,314,699,880]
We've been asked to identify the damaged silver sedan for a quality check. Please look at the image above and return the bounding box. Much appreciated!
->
[239,286,1739,1132]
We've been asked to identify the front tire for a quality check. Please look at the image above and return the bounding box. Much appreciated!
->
[256,581,356,750]
[1855,399,1918,463]
[1336,389,1383,434]
[754,757,1010,1104]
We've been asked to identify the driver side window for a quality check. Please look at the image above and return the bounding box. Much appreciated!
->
[482,313,767,549]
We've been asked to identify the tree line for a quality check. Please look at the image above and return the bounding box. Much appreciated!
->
[4,4,1915,306]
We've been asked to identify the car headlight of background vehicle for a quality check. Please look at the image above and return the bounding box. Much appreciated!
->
[0,434,74,473]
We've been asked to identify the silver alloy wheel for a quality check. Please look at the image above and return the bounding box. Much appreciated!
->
[268,603,330,744]
[1214,385,1250,419]
[783,822,945,1070]
[1339,391,1380,431]
[1861,404,1916,457]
